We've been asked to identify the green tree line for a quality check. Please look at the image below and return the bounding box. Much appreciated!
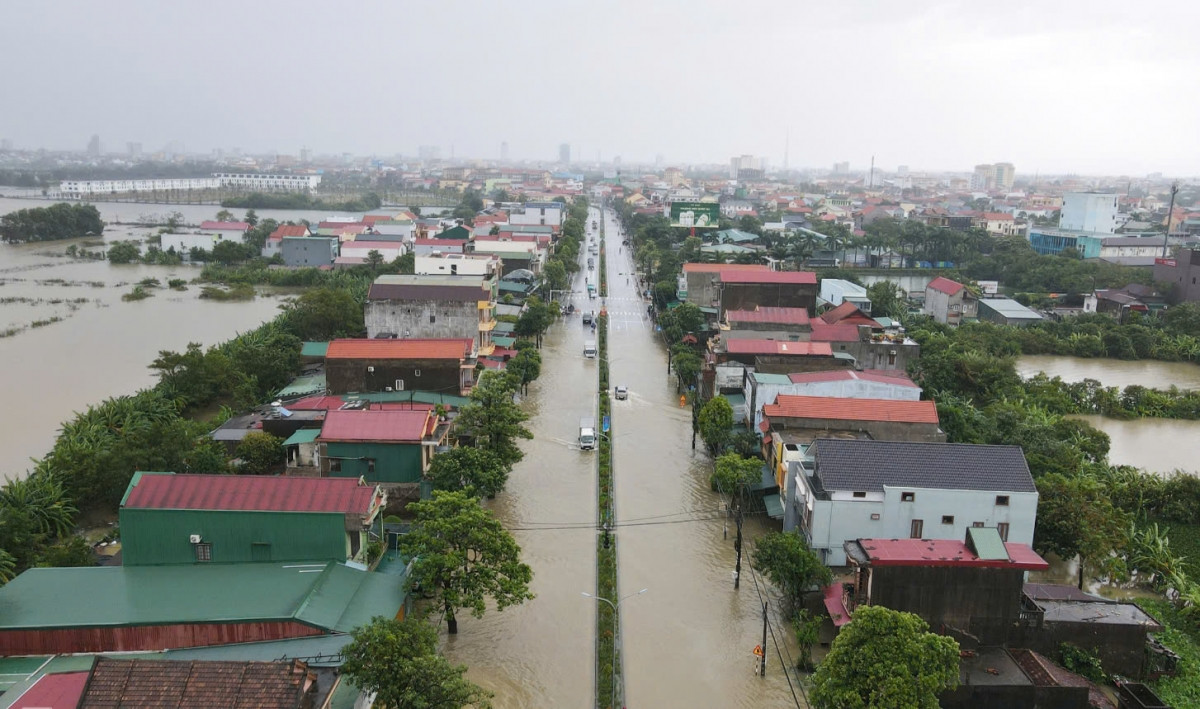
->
[0,203,105,242]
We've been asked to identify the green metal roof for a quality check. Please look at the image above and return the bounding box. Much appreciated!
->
[347,390,469,408]
[277,372,327,398]
[0,562,405,632]
[492,335,516,348]
[753,373,792,384]
[498,281,532,293]
[283,428,322,446]
[699,306,719,314]
[301,341,329,357]
[493,321,515,334]
[763,493,784,519]
[967,527,1010,561]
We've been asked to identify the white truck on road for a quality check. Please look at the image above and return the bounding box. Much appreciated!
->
[579,417,597,450]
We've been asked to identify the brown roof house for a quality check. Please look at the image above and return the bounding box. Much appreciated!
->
[77,657,321,709]
[324,338,477,396]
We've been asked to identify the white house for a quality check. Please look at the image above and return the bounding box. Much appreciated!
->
[820,279,871,311]
[338,240,406,262]
[508,202,565,229]
[744,369,921,429]
[415,253,500,277]
[160,221,250,255]
[784,439,1037,566]
[372,219,416,241]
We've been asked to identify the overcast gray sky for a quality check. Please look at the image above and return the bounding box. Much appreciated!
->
[3,0,1197,176]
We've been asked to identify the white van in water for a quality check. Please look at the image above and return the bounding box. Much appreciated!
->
[583,341,597,358]
[579,417,597,450]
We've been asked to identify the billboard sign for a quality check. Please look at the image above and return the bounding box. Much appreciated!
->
[670,201,720,229]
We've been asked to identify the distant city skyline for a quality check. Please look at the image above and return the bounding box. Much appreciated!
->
[3,0,1198,176]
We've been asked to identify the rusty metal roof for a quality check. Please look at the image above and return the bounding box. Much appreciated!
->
[325,338,473,360]
[765,395,939,424]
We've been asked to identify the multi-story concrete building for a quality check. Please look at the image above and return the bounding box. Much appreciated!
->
[922,276,977,326]
[324,338,477,396]
[281,236,339,267]
[364,274,498,353]
[1154,249,1200,303]
[783,439,1038,565]
[509,202,565,230]
[214,173,322,192]
[992,162,1015,192]
[1060,192,1120,234]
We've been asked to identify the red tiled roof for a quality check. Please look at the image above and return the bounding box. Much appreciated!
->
[123,473,376,513]
[270,225,309,238]
[926,276,964,295]
[10,671,88,709]
[320,409,433,443]
[326,338,473,360]
[854,538,1049,570]
[200,221,250,231]
[726,307,810,325]
[787,370,918,387]
[724,340,833,356]
[983,212,1014,220]
[810,322,862,342]
[80,658,314,709]
[820,302,880,327]
[682,263,769,273]
[720,270,817,284]
[764,395,939,423]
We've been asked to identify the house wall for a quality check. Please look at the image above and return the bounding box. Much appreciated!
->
[364,299,485,346]
[1010,619,1151,679]
[322,441,425,484]
[867,566,1025,644]
[162,231,244,254]
[119,509,355,566]
[791,479,1036,565]
[282,238,338,267]
[770,417,945,443]
[743,354,850,375]
[340,243,406,261]
[840,340,920,371]
[0,621,325,656]
[722,283,817,314]
[684,271,722,307]
[923,287,952,324]
[325,357,466,395]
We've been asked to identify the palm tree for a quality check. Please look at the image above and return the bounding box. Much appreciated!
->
[0,472,77,537]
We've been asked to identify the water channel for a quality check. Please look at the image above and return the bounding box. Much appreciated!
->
[1016,354,1200,475]
[0,196,350,480]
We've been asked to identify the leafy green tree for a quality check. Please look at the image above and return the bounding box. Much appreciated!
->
[542,260,568,293]
[0,203,104,242]
[866,281,906,319]
[514,297,554,347]
[751,531,831,613]
[284,287,364,340]
[341,616,493,709]
[243,209,258,227]
[366,249,385,271]
[710,452,760,493]
[234,432,285,475]
[211,240,251,264]
[427,447,509,498]
[1164,303,1200,337]
[1035,473,1130,588]
[671,351,701,391]
[215,209,234,222]
[394,251,415,275]
[37,536,95,568]
[0,472,77,538]
[106,241,141,264]
[506,347,542,394]
[453,373,533,470]
[697,396,734,454]
[399,490,534,634]
[811,605,960,709]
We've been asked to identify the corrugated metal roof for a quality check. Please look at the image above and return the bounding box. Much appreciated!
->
[926,276,964,295]
[820,302,879,326]
[720,270,817,284]
[967,526,1011,560]
[813,439,1036,493]
[325,338,472,360]
[319,409,432,442]
[787,370,918,387]
[810,322,862,342]
[367,283,485,302]
[122,472,375,514]
[300,342,328,357]
[0,562,404,631]
[764,395,939,424]
[282,429,321,446]
[852,538,1047,569]
[724,340,832,356]
[979,297,1044,320]
[726,307,810,325]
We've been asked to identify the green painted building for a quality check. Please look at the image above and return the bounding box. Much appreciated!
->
[119,472,384,566]
[318,408,444,484]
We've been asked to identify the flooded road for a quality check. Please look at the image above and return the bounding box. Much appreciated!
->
[440,230,598,708]
[604,208,803,707]
[0,202,285,479]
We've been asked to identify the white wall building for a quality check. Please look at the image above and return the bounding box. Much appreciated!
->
[508,202,565,229]
[785,439,1038,566]
[415,253,499,277]
[160,221,250,255]
[59,177,220,198]
[338,240,406,262]
[1060,192,1120,234]
[820,279,871,310]
[214,173,321,192]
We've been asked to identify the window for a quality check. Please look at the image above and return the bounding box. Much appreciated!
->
[998,523,1010,541]
[900,492,915,502]
[972,521,985,528]
[194,542,213,562]
[852,491,867,498]
[429,314,436,323]
[330,460,342,473]
[888,352,897,366]
[995,495,1010,506]
[367,459,376,473]
[910,519,924,538]
[414,369,421,377]
[941,515,955,525]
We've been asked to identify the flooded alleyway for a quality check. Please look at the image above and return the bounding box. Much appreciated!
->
[603,207,805,708]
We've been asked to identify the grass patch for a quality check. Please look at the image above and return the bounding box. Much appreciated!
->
[121,285,153,301]
[1156,520,1200,577]
[1141,599,1200,707]
[199,284,256,301]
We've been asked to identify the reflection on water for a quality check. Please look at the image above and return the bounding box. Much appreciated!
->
[1072,415,1200,476]
[1017,354,1200,391]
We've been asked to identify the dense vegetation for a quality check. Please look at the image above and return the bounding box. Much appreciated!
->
[0,202,105,242]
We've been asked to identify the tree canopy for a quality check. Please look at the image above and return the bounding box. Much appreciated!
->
[811,605,960,709]
[751,531,832,613]
[399,490,534,634]
[0,203,105,242]
[453,373,533,471]
[697,396,734,454]
[283,287,364,340]
[426,446,509,498]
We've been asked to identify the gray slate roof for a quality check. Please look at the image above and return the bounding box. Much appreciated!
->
[812,439,1035,493]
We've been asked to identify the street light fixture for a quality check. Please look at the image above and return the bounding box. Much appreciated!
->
[582,588,649,709]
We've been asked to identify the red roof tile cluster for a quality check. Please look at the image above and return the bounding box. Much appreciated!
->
[320,409,433,443]
[200,221,250,231]
[270,225,309,239]
[764,395,939,423]
[855,538,1048,570]
[326,338,473,360]
[720,270,817,285]
[786,370,918,387]
[123,473,376,513]
[413,238,468,247]
[810,322,862,342]
[724,340,833,356]
[926,276,965,296]
[726,307,810,325]
[982,212,1014,220]
[820,302,880,327]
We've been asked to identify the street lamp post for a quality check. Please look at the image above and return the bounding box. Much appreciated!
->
[583,588,648,709]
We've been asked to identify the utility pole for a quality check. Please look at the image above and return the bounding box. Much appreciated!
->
[760,600,769,677]
[733,490,743,589]
[1163,181,1179,259]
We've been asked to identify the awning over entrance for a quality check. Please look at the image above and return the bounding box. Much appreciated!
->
[762,493,784,520]
[823,583,851,627]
